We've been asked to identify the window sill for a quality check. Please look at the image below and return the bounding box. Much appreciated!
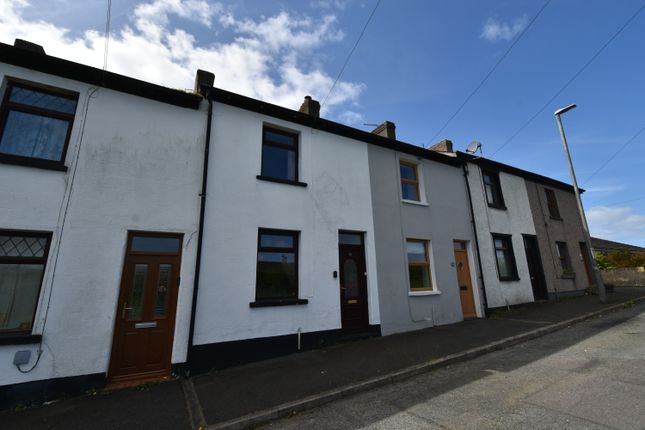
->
[249,298,309,308]
[256,175,307,187]
[560,272,576,279]
[549,216,563,221]
[487,203,507,210]
[409,290,441,296]
[0,334,42,346]
[402,199,429,207]
[499,277,520,282]
[0,154,68,172]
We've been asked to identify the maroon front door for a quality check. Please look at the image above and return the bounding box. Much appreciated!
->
[339,232,369,333]
[108,233,182,386]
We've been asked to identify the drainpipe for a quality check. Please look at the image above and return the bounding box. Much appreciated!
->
[462,163,490,315]
[186,71,215,374]
[297,328,302,351]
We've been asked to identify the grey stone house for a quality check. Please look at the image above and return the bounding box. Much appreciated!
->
[525,180,593,299]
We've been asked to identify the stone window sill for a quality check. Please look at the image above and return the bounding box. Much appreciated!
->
[402,199,429,207]
[409,290,441,297]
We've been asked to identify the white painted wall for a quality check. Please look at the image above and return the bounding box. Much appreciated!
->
[466,163,536,307]
[0,64,205,386]
[194,102,379,345]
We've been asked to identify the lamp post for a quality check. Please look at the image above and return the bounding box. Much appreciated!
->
[554,104,606,303]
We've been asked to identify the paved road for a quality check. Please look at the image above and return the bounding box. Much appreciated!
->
[261,302,645,430]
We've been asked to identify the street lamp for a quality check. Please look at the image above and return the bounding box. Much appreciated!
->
[554,104,607,303]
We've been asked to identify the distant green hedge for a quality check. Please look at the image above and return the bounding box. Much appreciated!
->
[596,250,645,270]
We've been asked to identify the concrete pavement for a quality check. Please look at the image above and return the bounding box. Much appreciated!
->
[261,300,645,430]
[0,378,191,430]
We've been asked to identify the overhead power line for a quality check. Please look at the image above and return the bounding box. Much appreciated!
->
[582,125,645,185]
[426,0,552,147]
[103,0,112,71]
[320,0,381,108]
[490,2,645,157]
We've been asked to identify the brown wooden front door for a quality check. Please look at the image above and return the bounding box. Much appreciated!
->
[339,232,369,333]
[108,233,182,386]
[454,241,476,319]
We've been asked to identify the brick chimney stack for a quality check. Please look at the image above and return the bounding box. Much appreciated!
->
[372,121,396,139]
[299,96,320,118]
[194,69,215,97]
[14,39,45,54]
[429,139,454,153]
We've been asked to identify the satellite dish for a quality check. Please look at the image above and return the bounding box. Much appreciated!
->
[466,140,482,155]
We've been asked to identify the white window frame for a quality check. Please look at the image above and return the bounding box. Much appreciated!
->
[397,155,428,206]
[405,238,440,296]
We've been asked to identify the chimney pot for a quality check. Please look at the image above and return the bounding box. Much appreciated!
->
[429,139,454,153]
[194,69,215,96]
[372,121,396,140]
[14,39,45,54]
[299,95,320,118]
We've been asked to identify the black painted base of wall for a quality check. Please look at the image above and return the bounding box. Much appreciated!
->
[188,325,381,375]
[1,326,382,409]
[0,372,105,411]
[548,289,587,300]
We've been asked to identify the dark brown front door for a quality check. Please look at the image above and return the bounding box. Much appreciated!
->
[580,242,594,287]
[108,233,182,386]
[339,232,369,333]
[453,241,476,319]
[523,235,548,301]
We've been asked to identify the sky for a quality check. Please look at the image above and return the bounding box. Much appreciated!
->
[1,0,644,246]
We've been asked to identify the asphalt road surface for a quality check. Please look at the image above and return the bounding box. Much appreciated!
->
[262,302,645,430]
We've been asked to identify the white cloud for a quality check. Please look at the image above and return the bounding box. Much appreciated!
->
[0,0,364,113]
[311,0,347,10]
[586,206,645,245]
[221,13,344,52]
[480,15,528,42]
[338,110,364,125]
[134,0,218,41]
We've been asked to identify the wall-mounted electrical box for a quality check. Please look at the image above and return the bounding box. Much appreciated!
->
[13,350,31,366]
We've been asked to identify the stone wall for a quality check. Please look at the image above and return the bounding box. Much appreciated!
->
[524,180,590,294]
[601,267,645,287]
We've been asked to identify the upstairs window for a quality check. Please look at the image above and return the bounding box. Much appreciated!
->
[0,82,78,169]
[492,234,518,281]
[0,231,52,335]
[482,170,505,208]
[255,229,299,301]
[406,239,433,291]
[556,241,573,274]
[544,189,561,219]
[400,160,420,201]
[260,126,299,182]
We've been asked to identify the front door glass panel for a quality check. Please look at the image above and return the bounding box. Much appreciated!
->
[128,264,147,320]
[154,264,171,318]
[131,236,180,253]
[339,233,362,246]
[343,258,359,298]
